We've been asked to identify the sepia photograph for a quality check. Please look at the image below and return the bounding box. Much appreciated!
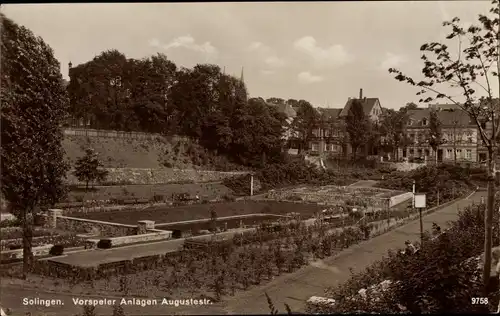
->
[1,1,500,315]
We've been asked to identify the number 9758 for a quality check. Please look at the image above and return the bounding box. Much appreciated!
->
[471,297,488,305]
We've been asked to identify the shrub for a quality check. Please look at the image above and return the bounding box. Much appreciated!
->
[153,194,165,203]
[0,218,21,228]
[49,245,64,256]
[377,165,473,208]
[97,239,112,249]
[317,202,500,314]
[222,194,236,202]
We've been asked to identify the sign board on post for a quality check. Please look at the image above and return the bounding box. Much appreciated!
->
[415,194,426,208]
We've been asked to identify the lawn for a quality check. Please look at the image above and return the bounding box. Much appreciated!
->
[70,201,325,225]
[63,182,233,203]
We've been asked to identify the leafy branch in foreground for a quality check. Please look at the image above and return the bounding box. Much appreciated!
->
[388,0,500,294]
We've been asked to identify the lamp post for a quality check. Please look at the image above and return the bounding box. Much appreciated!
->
[412,180,416,209]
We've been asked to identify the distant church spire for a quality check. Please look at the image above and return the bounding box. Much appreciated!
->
[240,67,244,83]
[223,66,226,75]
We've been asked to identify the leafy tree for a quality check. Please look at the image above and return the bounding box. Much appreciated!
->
[1,14,70,277]
[290,100,320,154]
[68,50,132,130]
[404,102,418,110]
[427,110,445,163]
[345,100,371,160]
[388,0,500,292]
[230,98,286,166]
[379,108,410,160]
[73,148,109,190]
[127,53,178,134]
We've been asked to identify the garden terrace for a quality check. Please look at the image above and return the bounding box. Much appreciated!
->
[263,185,409,209]
[62,182,235,205]
[69,201,324,225]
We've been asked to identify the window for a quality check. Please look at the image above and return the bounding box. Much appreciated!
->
[456,149,462,158]
[467,137,473,143]
[311,143,318,152]
[422,118,428,126]
[425,149,430,156]
[466,150,472,159]
[447,149,453,158]
[324,143,329,151]
[409,148,414,156]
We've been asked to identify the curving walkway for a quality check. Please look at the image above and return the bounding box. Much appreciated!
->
[222,191,486,314]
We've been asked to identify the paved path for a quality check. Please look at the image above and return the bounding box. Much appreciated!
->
[223,191,486,314]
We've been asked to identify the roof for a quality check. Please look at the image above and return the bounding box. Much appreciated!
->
[406,108,474,127]
[317,107,342,120]
[428,103,461,111]
[340,98,380,117]
[269,103,297,118]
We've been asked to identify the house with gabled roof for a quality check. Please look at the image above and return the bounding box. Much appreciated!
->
[400,106,478,163]
[339,89,383,123]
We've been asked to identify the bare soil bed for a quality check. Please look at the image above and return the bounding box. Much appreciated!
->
[70,201,325,225]
[64,182,233,203]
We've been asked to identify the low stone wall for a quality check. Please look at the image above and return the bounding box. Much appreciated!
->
[65,168,249,185]
[382,162,424,172]
[388,192,413,208]
[1,244,53,261]
[87,229,172,248]
[56,216,137,237]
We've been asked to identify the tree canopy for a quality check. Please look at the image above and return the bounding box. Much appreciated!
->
[1,13,70,276]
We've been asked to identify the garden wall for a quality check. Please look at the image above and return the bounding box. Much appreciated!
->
[87,229,172,248]
[55,216,137,237]
[388,192,413,208]
[65,167,249,186]
[1,244,53,261]
[382,162,424,172]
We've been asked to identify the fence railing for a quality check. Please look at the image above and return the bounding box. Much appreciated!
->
[63,128,187,142]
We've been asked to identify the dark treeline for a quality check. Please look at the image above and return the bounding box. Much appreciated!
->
[67,50,310,167]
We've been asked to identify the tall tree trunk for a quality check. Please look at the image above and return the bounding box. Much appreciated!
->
[21,208,34,279]
[483,146,497,295]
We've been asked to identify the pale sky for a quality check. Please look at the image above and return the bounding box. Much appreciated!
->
[1,1,494,109]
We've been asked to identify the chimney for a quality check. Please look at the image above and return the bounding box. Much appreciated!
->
[359,88,363,99]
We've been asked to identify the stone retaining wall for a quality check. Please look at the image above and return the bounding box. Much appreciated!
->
[1,244,53,261]
[65,167,248,185]
[381,162,424,172]
[55,216,137,237]
[87,229,172,248]
[388,192,413,208]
